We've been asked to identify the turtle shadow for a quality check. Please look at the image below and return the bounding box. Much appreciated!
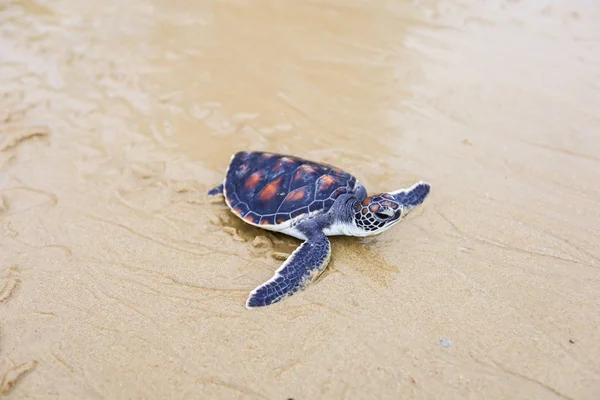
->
[328,236,399,288]
[208,204,299,256]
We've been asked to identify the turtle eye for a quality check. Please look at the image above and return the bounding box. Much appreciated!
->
[375,208,394,219]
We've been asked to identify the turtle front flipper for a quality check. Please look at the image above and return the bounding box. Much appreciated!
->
[246,233,331,309]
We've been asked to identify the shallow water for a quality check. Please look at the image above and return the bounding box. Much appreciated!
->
[1,0,599,398]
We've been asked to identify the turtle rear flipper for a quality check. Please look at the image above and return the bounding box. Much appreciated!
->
[246,232,331,309]
[208,183,223,195]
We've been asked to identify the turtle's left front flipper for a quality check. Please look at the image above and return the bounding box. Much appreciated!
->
[246,233,331,309]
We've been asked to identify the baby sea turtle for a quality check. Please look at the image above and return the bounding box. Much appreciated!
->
[208,151,431,309]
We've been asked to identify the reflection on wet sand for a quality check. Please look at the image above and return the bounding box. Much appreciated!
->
[1,0,599,398]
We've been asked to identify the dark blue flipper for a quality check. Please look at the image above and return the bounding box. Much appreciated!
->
[392,181,430,207]
[246,233,331,309]
[208,183,224,195]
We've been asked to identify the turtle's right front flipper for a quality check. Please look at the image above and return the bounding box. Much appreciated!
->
[246,233,331,309]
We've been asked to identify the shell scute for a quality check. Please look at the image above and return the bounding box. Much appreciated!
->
[259,215,276,225]
[316,184,350,201]
[317,174,338,191]
[258,177,283,202]
[286,188,307,201]
[278,186,314,214]
[244,214,257,223]
[271,157,297,179]
[228,194,250,216]
[329,167,347,177]
[291,164,326,191]
[309,200,324,212]
[290,207,310,219]
[245,171,263,189]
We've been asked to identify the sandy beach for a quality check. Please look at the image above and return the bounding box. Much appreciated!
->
[1,0,599,399]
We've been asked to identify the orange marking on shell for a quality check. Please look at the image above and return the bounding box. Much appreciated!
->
[273,157,293,172]
[332,187,346,197]
[244,215,255,223]
[286,188,305,201]
[276,217,286,224]
[294,164,317,181]
[233,207,243,215]
[362,196,372,206]
[369,204,380,213]
[259,177,282,201]
[261,219,270,225]
[319,175,337,190]
[245,171,262,189]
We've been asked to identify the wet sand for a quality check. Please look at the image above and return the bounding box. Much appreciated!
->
[1,0,600,399]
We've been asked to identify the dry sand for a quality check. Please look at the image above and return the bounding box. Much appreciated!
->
[1,0,600,399]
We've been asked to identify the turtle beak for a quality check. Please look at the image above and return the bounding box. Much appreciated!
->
[393,181,431,217]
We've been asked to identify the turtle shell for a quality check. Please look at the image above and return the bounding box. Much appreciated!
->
[223,151,358,226]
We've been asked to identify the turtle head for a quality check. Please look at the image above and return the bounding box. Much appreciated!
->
[352,181,430,236]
